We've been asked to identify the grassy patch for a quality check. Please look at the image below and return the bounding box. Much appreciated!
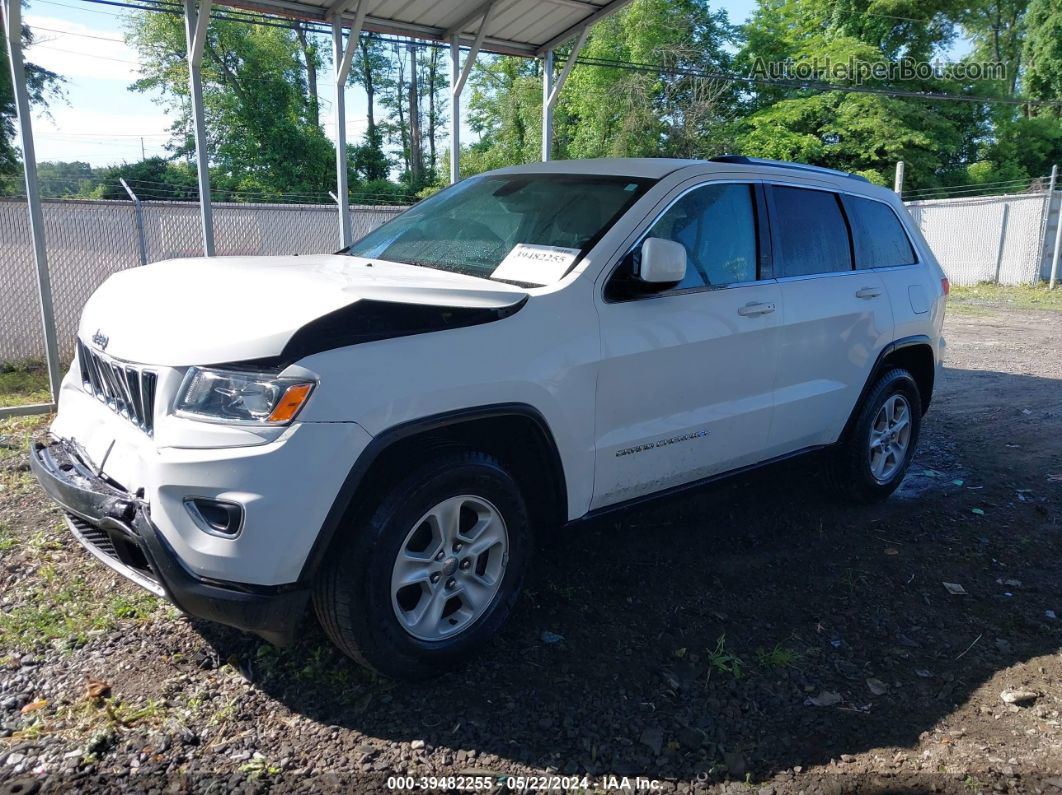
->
[12,693,169,749]
[949,283,1062,313]
[0,361,52,408]
[0,411,51,460]
[0,560,165,653]
[755,642,804,669]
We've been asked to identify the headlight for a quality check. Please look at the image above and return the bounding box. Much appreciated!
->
[174,367,315,425]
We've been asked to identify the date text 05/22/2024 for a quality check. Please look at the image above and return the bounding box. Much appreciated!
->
[386,775,664,791]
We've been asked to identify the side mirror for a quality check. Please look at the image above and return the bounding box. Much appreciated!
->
[637,237,686,285]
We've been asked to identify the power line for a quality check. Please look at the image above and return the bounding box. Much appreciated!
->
[902,174,1049,193]
[68,0,1062,110]
[29,24,125,42]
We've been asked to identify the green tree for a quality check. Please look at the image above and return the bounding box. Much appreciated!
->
[1023,0,1062,107]
[463,0,738,172]
[735,0,983,189]
[125,11,334,197]
[559,0,738,159]
[95,156,199,201]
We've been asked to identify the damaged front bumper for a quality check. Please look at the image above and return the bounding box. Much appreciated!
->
[29,435,309,646]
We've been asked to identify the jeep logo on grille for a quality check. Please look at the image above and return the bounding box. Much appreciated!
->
[91,329,109,351]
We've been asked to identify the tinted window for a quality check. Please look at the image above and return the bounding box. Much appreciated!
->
[771,186,852,277]
[640,183,758,290]
[842,194,917,268]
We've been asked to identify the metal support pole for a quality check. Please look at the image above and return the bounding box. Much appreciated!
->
[331,1,365,249]
[332,20,351,247]
[450,35,460,184]
[3,0,62,402]
[1049,166,1062,289]
[541,49,553,161]
[993,204,1009,284]
[539,25,588,164]
[120,178,148,267]
[894,161,905,196]
[184,0,214,256]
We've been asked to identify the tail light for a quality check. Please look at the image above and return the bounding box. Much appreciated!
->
[941,277,950,297]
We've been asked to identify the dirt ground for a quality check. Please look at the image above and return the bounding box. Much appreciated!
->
[1,302,1060,794]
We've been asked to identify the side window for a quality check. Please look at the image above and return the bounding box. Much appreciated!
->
[639,183,759,291]
[771,186,852,277]
[841,194,917,268]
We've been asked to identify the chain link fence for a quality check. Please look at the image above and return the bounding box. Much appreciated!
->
[0,198,405,364]
[2,186,1060,388]
[904,190,1060,287]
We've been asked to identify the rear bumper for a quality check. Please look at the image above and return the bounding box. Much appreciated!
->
[29,436,309,646]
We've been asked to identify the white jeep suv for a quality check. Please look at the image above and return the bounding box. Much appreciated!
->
[31,156,947,679]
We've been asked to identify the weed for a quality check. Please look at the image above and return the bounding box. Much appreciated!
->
[705,634,745,681]
[241,755,281,779]
[756,643,804,669]
[838,568,871,594]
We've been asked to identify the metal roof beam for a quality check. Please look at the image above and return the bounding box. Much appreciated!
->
[545,23,588,109]
[536,0,635,54]
[333,0,366,84]
[444,0,497,38]
[543,0,602,11]
[451,0,499,97]
[325,0,357,18]
[216,0,539,56]
[187,0,213,67]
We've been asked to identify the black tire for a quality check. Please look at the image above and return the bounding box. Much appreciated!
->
[313,450,531,680]
[825,367,922,503]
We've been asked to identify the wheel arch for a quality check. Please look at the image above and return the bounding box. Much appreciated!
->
[298,403,568,583]
[840,335,935,442]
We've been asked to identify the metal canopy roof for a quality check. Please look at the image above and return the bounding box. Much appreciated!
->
[225,0,634,56]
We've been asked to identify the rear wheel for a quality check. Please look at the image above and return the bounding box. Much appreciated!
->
[313,450,531,679]
[825,368,922,503]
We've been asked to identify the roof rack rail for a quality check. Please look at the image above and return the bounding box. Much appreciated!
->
[709,155,870,183]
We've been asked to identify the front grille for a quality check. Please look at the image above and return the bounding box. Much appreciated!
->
[67,512,118,560]
[76,338,157,436]
[65,511,163,595]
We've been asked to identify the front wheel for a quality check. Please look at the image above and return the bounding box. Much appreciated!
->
[313,450,531,679]
[825,368,922,503]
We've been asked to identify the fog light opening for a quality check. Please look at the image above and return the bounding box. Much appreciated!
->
[185,498,244,537]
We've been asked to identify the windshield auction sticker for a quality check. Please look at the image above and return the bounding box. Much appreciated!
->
[491,244,581,285]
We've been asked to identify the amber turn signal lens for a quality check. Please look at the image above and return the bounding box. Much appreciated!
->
[267,383,313,423]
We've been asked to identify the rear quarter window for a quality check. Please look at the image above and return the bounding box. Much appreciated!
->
[841,194,917,268]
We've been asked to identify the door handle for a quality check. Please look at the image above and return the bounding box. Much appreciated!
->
[855,287,882,299]
[737,302,776,317]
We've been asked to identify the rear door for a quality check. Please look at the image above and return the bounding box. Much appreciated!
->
[840,193,935,342]
[763,183,894,456]
[591,179,782,509]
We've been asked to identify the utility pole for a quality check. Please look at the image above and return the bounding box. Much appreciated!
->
[894,161,905,196]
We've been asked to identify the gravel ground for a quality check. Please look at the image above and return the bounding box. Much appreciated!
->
[1,304,1060,794]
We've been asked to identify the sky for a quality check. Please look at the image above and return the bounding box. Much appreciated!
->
[22,0,972,169]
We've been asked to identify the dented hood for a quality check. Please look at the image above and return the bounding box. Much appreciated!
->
[78,254,527,366]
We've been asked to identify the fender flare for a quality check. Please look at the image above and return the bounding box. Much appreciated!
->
[839,334,933,441]
[297,402,566,583]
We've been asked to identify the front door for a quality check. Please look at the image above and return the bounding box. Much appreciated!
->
[592,181,782,509]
